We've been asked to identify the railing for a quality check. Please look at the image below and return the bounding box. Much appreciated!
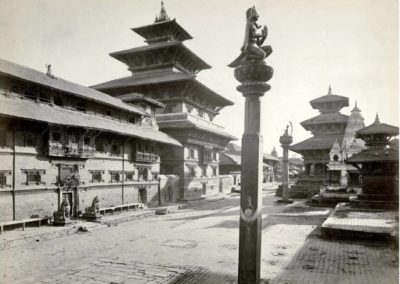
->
[133,151,159,163]
[48,143,95,158]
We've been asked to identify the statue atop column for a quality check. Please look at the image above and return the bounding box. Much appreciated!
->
[229,6,273,284]
[229,6,273,68]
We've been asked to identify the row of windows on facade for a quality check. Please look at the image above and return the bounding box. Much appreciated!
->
[5,86,141,124]
[164,103,214,121]
[187,165,218,178]
[0,129,157,156]
[187,148,218,160]
[0,169,154,188]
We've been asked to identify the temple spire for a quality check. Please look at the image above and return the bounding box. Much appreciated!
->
[351,101,361,112]
[328,85,332,95]
[374,113,381,124]
[155,1,170,23]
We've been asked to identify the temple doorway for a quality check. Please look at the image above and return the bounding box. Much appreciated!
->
[139,188,147,204]
[58,163,80,217]
[62,192,74,217]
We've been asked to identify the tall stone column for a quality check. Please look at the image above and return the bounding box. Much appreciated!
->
[278,126,293,203]
[229,7,273,282]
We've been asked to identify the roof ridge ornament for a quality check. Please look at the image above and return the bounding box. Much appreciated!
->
[352,100,361,112]
[328,85,332,95]
[155,1,170,23]
[45,63,56,79]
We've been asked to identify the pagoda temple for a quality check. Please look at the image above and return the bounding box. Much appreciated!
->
[290,87,365,197]
[92,2,235,200]
[346,114,399,209]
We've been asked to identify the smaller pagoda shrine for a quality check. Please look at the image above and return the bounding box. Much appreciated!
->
[290,86,350,197]
[346,114,399,209]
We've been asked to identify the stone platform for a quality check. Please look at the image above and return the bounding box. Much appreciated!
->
[321,203,398,241]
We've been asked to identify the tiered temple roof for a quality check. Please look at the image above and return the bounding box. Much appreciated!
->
[92,2,233,110]
[291,87,349,154]
[346,114,399,163]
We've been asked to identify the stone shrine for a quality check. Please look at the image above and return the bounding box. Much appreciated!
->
[290,87,364,197]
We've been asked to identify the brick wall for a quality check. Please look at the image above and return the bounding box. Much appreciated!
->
[15,189,58,220]
[0,192,13,222]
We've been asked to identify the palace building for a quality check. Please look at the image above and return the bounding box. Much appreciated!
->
[0,58,181,222]
[290,87,364,197]
[92,3,235,200]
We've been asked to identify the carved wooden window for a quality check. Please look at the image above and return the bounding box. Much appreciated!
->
[69,133,78,144]
[212,166,217,177]
[83,136,91,146]
[125,171,134,182]
[111,144,120,156]
[110,171,122,183]
[0,128,6,147]
[22,169,45,185]
[0,170,11,188]
[137,167,148,181]
[76,102,87,112]
[52,131,61,143]
[90,170,104,183]
[11,86,20,95]
[189,166,196,178]
[188,148,195,159]
[54,96,63,107]
[129,117,137,124]
[23,132,36,147]
[23,89,37,100]
[39,92,51,103]
[95,138,105,152]
[201,165,207,177]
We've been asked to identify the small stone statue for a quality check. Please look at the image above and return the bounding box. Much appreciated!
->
[229,6,272,68]
[53,199,71,226]
[82,195,102,221]
[85,196,100,214]
[45,63,56,79]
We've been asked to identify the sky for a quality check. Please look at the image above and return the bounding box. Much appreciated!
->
[0,0,398,157]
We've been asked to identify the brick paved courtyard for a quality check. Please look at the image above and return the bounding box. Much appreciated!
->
[0,190,398,284]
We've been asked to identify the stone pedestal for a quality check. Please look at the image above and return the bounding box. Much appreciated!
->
[277,128,293,203]
[81,212,102,221]
[234,59,273,284]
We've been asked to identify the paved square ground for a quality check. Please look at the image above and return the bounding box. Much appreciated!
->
[0,191,397,284]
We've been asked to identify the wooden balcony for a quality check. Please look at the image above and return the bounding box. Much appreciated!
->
[48,143,95,158]
[133,151,159,163]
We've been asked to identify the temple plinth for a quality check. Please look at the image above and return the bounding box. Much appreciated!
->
[277,126,293,203]
[230,6,273,284]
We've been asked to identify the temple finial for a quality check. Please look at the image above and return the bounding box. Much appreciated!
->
[328,85,332,95]
[374,113,380,124]
[352,100,360,112]
[155,1,170,22]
